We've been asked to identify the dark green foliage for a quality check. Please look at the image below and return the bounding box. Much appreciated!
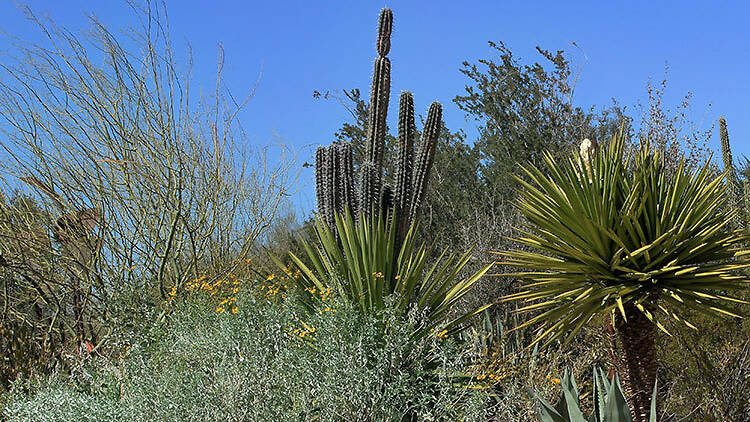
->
[454,41,628,203]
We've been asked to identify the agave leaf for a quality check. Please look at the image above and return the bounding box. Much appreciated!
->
[605,375,633,422]
[532,389,569,422]
[591,367,608,422]
[649,378,658,422]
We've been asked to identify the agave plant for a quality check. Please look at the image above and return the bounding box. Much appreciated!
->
[499,131,750,421]
[531,367,657,422]
[285,210,492,340]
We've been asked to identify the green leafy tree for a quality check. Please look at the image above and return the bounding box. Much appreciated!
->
[454,41,628,203]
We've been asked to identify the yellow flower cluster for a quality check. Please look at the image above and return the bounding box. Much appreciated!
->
[305,286,333,302]
[165,285,178,303]
[472,349,524,386]
[475,373,505,382]
[261,284,282,296]
[182,274,244,314]
[292,326,316,338]
[257,267,299,301]
[282,266,301,279]
[371,271,384,279]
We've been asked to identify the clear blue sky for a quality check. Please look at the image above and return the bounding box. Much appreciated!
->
[1,1,748,212]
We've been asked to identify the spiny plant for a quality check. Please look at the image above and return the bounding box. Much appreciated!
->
[531,368,657,422]
[499,131,750,421]
[315,8,442,254]
[286,210,491,340]
[291,8,489,339]
[719,117,740,227]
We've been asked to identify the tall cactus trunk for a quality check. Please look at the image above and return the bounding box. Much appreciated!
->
[410,102,442,223]
[394,91,415,252]
[616,302,658,422]
[360,9,392,218]
[719,117,739,227]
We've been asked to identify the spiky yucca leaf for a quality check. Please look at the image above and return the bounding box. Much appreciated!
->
[286,210,492,339]
[499,131,750,348]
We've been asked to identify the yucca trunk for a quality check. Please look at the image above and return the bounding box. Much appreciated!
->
[615,302,657,422]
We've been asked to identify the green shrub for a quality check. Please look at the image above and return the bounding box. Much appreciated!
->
[4,292,489,421]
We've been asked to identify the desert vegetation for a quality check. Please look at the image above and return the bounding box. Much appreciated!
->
[0,3,748,422]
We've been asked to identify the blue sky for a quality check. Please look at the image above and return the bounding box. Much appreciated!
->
[1,1,748,212]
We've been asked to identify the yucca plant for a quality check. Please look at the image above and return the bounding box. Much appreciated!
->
[286,210,492,340]
[531,367,657,422]
[499,131,750,421]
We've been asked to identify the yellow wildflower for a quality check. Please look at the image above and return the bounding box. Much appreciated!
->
[231,306,238,314]
[216,306,225,314]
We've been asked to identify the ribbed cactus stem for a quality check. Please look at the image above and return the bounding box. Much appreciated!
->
[720,117,739,226]
[720,117,736,182]
[315,147,331,226]
[359,162,376,219]
[338,143,356,216]
[380,184,394,220]
[325,146,337,230]
[376,8,393,56]
[362,8,393,216]
[394,91,415,248]
[332,145,344,216]
[410,102,442,222]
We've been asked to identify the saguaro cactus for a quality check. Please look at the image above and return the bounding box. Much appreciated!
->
[315,8,443,248]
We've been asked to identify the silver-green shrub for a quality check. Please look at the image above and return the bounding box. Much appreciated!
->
[4,292,489,421]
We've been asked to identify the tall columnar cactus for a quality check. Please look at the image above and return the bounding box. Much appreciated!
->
[720,117,739,226]
[360,8,393,219]
[315,8,443,248]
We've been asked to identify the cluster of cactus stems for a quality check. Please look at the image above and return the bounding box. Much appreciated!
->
[315,8,442,250]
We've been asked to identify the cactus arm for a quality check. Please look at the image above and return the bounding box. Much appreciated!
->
[394,91,416,247]
[410,102,442,222]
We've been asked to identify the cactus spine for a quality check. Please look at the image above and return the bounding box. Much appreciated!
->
[315,8,443,248]
[719,117,739,227]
